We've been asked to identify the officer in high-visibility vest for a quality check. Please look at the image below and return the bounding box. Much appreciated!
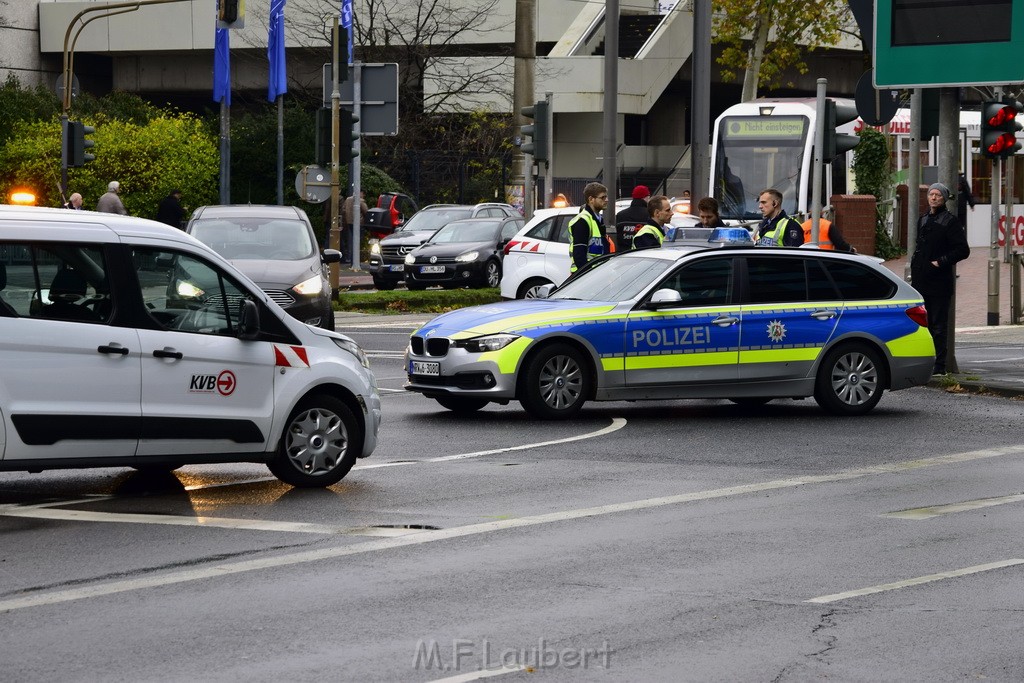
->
[568,182,610,273]
[632,195,672,250]
[754,189,803,247]
[800,216,856,252]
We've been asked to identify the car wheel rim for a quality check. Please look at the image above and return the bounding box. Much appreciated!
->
[285,407,348,475]
[830,351,878,406]
[538,354,583,410]
[486,263,500,287]
[524,284,545,299]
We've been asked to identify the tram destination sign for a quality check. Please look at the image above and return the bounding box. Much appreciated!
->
[723,117,806,140]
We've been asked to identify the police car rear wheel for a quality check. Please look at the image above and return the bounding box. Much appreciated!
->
[814,343,886,416]
[268,394,359,487]
[520,343,588,419]
[435,396,490,413]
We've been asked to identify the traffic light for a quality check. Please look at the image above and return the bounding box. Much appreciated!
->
[69,120,95,167]
[980,100,1023,159]
[341,107,359,161]
[217,0,242,27]
[519,100,549,162]
[823,98,859,160]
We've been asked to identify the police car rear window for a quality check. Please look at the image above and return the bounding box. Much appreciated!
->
[823,260,897,300]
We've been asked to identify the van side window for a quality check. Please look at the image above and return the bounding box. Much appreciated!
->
[133,248,254,336]
[0,243,111,323]
[524,217,556,241]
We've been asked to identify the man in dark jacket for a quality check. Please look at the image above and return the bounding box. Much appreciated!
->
[754,189,803,246]
[911,182,971,375]
[614,185,650,251]
[631,195,672,250]
[156,190,186,229]
[696,197,728,229]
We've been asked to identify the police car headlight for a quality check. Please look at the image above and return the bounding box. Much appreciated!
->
[405,253,416,265]
[293,275,324,296]
[454,333,519,352]
[370,242,381,256]
[333,337,370,368]
[455,251,479,263]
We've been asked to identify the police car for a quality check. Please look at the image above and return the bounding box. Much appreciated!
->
[0,206,380,487]
[407,244,935,418]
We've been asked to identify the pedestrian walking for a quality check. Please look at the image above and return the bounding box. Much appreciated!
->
[96,181,127,215]
[65,193,84,210]
[911,182,971,375]
[156,189,186,228]
[957,171,976,219]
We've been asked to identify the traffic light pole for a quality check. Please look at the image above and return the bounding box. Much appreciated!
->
[989,156,1002,326]
[810,78,826,244]
[329,19,341,291]
[351,62,363,270]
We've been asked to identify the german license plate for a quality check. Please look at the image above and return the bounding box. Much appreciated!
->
[388,264,404,272]
[410,360,440,376]
[420,265,445,274]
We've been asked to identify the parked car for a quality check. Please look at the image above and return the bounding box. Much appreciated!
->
[368,202,519,291]
[404,215,525,290]
[364,192,419,240]
[0,205,380,487]
[186,205,340,330]
[407,245,935,418]
[500,206,702,299]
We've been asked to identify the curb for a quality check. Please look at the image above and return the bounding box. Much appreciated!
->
[927,377,1024,400]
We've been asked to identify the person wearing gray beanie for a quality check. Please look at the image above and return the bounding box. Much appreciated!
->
[928,182,951,202]
[911,183,970,375]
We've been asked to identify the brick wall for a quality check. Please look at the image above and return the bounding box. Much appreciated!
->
[830,195,876,256]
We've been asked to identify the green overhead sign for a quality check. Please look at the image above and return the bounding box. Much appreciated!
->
[874,0,1024,88]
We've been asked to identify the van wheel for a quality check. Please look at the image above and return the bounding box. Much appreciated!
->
[268,394,359,487]
[518,278,553,299]
[813,343,887,416]
[519,343,588,419]
[435,396,489,413]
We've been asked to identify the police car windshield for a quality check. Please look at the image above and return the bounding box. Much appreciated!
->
[552,257,672,302]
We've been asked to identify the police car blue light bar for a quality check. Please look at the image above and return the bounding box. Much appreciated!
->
[707,227,754,245]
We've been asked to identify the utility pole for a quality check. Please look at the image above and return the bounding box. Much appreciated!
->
[513,0,535,217]
[601,0,618,227]
[690,0,711,199]
[329,18,342,290]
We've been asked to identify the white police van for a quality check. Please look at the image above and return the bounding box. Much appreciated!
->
[0,206,380,487]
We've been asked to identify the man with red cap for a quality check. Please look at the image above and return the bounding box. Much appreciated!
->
[614,184,651,251]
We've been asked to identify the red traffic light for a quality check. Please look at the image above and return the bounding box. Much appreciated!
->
[986,132,1019,156]
[986,105,1018,128]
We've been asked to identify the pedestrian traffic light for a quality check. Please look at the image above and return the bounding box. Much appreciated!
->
[341,108,359,161]
[823,98,860,160]
[69,120,95,167]
[980,100,1023,159]
[519,100,549,162]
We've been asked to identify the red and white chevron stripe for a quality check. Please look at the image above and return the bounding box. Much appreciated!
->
[274,345,310,368]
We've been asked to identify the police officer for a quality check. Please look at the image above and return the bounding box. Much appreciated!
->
[754,189,802,246]
[632,195,672,250]
[569,182,609,274]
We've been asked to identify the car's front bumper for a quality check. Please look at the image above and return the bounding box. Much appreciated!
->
[404,351,517,399]
[405,261,485,285]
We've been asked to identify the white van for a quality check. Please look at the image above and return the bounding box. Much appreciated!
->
[0,206,380,487]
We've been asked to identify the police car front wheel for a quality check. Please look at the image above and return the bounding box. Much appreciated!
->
[814,343,887,416]
[519,343,589,419]
[268,394,360,487]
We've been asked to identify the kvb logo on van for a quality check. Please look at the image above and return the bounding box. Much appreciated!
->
[189,370,237,396]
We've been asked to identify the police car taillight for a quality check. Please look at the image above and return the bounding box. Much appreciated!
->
[905,305,928,327]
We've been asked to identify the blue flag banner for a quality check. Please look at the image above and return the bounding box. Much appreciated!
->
[268,0,287,101]
[214,27,231,106]
[341,0,353,65]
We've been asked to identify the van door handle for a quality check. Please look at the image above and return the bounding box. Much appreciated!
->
[152,348,184,360]
[810,309,838,320]
[97,344,129,356]
[712,315,739,327]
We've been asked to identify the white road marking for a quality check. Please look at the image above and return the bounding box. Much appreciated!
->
[805,559,1024,604]
[430,665,528,682]
[968,356,1024,364]
[0,508,426,537]
[3,444,1024,612]
[882,493,1024,520]
[376,387,408,393]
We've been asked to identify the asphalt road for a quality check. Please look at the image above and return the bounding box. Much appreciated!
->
[2,314,1024,681]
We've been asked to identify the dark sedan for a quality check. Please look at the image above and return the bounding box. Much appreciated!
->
[404,216,525,289]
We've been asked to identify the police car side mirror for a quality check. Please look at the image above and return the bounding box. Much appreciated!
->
[237,299,261,340]
[646,288,683,309]
[536,284,556,299]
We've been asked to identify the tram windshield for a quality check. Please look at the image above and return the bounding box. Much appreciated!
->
[712,115,808,221]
